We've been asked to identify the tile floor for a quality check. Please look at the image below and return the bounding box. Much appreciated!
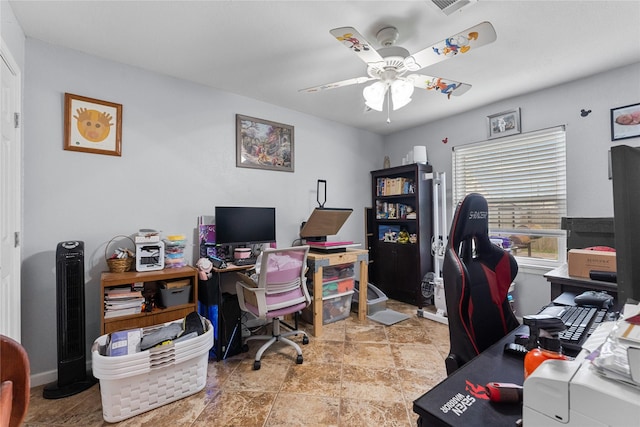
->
[24,300,449,426]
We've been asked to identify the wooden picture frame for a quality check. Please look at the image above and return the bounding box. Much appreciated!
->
[236,114,294,172]
[611,102,640,141]
[64,93,122,156]
[487,108,521,139]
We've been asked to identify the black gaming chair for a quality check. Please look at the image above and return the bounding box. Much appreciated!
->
[443,193,520,375]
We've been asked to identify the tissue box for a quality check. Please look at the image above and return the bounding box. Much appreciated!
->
[568,249,616,278]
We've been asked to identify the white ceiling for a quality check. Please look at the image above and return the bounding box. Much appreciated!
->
[8,0,640,136]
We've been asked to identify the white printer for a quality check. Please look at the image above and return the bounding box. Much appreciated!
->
[523,320,640,426]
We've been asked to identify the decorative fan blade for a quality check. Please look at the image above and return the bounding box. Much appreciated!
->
[329,27,385,65]
[406,74,472,98]
[299,76,375,93]
[405,21,497,72]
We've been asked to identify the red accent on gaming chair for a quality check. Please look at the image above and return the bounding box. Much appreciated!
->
[443,193,519,375]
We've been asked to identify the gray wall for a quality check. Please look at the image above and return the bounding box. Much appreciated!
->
[384,62,640,316]
[21,38,383,383]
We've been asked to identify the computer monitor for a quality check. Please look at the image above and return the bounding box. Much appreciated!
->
[610,145,640,304]
[214,206,276,246]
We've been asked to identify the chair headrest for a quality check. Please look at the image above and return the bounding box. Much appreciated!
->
[450,193,489,247]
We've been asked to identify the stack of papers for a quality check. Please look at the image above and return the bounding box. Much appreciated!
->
[104,287,144,319]
[590,302,640,388]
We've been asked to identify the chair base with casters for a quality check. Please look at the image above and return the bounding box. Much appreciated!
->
[244,313,309,370]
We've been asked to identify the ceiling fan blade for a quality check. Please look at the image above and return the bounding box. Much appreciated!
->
[405,21,497,71]
[299,76,376,93]
[329,27,385,65]
[406,74,472,98]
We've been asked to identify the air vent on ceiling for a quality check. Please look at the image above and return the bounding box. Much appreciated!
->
[431,0,477,15]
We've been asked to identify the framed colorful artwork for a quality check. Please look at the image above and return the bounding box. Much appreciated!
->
[487,108,521,139]
[64,93,123,156]
[611,102,640,141]
[236,114,294,172]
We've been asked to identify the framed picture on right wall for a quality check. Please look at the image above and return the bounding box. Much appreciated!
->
[611,102,640,141]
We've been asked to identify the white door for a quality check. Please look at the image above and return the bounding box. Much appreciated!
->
[0,42,22,341]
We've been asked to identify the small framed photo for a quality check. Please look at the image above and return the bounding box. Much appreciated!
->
[487,108,521,139]
[236,114,294,172]
[611,103,640,141]
[64,93,122,156]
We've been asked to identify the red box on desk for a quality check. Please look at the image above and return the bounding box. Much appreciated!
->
[567,249,616,278]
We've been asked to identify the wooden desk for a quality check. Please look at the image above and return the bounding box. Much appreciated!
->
[306,248,369,337]
[200,263,254,360]
[544,263,617,301]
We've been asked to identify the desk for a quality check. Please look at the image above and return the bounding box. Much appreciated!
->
[544,263,617,301]
[306,248,369,337]
[413,325,526,427]
[198,263,254,360]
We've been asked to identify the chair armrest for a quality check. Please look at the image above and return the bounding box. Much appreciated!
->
[236,272,258,288]
[236,276,267,317]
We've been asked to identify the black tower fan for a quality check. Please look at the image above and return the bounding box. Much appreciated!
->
[43,241,96,399]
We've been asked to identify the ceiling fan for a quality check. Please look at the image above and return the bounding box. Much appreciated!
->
[301,22,497,116]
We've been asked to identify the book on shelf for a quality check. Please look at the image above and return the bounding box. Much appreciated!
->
[376,177,414,196]
[105,288,143,300]
[105,298,145,310]
[104,306,143,319]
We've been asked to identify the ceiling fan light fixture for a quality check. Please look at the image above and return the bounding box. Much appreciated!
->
[391,79,414,110]
[363,81,387,111]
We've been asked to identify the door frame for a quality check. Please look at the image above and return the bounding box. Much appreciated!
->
[1,38,23,341]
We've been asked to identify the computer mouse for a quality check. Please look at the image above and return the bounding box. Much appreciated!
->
[574,291,613,308]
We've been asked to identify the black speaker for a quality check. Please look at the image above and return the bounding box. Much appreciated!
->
[219,293,242,359]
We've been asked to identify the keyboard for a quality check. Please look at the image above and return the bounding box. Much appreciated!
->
[537,304,609,356]
[232,258,256,266]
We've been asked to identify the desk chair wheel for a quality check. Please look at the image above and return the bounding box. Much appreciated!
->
[296,355,303,364]
[253,360,261,370]
[302,336,309,345]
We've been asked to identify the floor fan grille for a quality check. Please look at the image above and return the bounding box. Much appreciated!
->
[57,257,85,360]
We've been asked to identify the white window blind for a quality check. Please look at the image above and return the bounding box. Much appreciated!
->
[452,126,567,262]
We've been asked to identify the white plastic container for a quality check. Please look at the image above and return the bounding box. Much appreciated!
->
[92,318,213,422]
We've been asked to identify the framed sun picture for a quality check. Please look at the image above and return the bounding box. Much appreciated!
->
[64,93,123,156]
[236,114,294,172]
[611,102,640,141]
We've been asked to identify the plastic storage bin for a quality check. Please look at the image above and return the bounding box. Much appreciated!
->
[159,284,192,307]
[92,318,213,422]
[302,291,354,325]
[307,263,355,298]
[352,282,388,315]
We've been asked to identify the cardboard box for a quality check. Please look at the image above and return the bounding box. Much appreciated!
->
[568,249,616,278]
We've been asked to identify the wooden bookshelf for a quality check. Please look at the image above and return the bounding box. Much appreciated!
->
[100,266,198,334]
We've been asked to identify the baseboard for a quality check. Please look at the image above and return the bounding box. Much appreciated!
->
[417,308,449,325]
[31,360,93,388]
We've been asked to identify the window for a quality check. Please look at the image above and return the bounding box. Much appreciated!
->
[452,126,567,267]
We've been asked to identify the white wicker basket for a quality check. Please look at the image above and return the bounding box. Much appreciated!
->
[91,318,213,422]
